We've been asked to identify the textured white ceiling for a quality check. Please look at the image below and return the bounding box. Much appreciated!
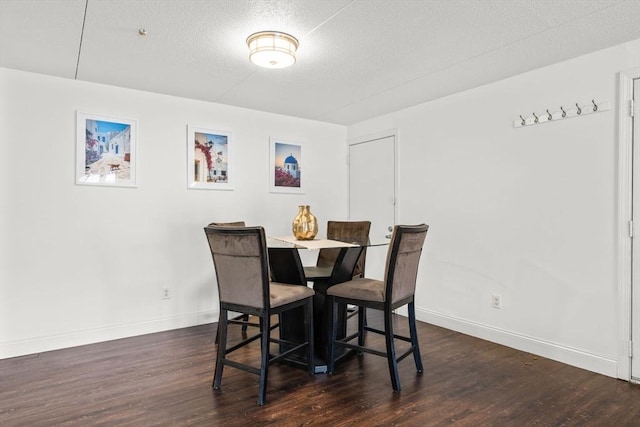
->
[1,0,639,125]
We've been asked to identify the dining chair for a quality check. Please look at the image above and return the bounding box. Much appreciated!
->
[209,221,259,341]
[326,224,429,392]
[303,220,371,282]
[204,225,315,405]
[304,221,371,355]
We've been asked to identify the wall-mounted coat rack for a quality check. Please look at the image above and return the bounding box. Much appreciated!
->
[513,99,610,128]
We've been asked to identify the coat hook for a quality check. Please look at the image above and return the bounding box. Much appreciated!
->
[520,115,526,126]
[592,99,598,111]
[546,109,552,120]
[560,106,566,118]
[532,112,538,123]
[576,103,582,115]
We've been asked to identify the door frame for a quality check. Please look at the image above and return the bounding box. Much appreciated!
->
[617,67,639,381]
[347,129,399,223]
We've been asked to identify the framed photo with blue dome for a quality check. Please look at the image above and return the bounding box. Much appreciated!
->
[269,137,304,194]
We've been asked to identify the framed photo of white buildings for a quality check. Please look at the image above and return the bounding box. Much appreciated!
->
[187,126,233,190]
[76,112,137,187]
[269,137,304,194]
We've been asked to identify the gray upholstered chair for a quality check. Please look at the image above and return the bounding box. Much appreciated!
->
[326,224,428,392]
[303,220,371,282]
[209,222,258,340]
[204,225,315,405]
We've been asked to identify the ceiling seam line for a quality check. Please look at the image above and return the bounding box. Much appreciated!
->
[75,0,89,79]
[212,70,257,103]
[314,2,627,121]
[301,0,356,39]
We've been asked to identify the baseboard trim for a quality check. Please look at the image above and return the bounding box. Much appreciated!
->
[0,310,218,359]
[415,308,617,378]
[3,307,619,378]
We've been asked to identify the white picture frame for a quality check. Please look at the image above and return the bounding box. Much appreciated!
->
[187,126,233,190]
[76,111,138,187]
[269,137,304,194]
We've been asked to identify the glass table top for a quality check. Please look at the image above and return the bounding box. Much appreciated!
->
[267,235,390,249]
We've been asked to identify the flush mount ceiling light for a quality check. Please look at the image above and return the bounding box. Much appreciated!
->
[246,31,299,69]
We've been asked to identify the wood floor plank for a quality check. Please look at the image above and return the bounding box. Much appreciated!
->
[1,313,639,426]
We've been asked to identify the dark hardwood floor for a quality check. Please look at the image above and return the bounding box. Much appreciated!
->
[1,312,639,426]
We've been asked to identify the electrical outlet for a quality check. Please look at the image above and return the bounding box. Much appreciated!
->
[162,288,171,299]
[491,294,502,309]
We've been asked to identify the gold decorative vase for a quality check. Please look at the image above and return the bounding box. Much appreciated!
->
[292,205,318,240]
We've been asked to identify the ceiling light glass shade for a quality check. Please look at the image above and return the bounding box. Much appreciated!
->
[246,31,299,69]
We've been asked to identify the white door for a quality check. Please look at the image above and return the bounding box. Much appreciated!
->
[632,77,640,381]
[349,135,396,280]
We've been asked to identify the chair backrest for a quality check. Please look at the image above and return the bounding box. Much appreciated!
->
[384,224,429,305]
[318,220,371,277]
[208,221,246,227]
[204,225,269,309]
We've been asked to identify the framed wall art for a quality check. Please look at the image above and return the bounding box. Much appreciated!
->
[76,112,138,187]
[269,137,304,194]
[187,126,233,190]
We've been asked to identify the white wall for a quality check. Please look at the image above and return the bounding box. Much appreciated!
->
[348,39,640,377]
[0,68,347,358]
[3,39,639,377]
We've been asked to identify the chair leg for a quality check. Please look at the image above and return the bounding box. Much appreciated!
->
[384,309,401,392]
[327,296,338,374]
[362,306,367,328]
[241,314,249,332]
[257,313,270,406]
[357,306,366,349]
[214,314,221,345]
[408,301,423,373]
[304,298,315,376]
[213,308,228,389]
[215,313,251,344]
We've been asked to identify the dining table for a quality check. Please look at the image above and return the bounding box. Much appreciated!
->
[267,235,389,373]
